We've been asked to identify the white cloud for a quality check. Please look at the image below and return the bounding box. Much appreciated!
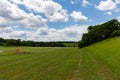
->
[115,0,120,4]
[36,28,49,35]
[70,0,81,4]
[0,0,101,42]
[0,0,26,21]
[49,9,68,22]
[70,11,88,22]
[0,0,47,28]
[0,25,88,41]
[95,0,117,11]
[70,0,75,4]
[0,27,32,40]
[41,1,62,16]
[10,0,44,12]
[24,14,48,27]
[9,31,30,39]
[106,11,112,15]
[82,0,91,7]
[10,0,68,22]
[0,0,88,41]
[32,25,88,41]
[0,27,13,33]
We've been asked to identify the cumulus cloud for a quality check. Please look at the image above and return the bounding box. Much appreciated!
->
[82,0,91,7]
[0,27,13,33]
[10,0,68,22]
[0,0,47,28]
[0,1,25,21]
[49,9,68,22]
[0,25,88,41]
[36,28,49,35]
[70,11,88,22]
[70,0,75,4]
[95,0,117,11]
[106,11,112,15]
[0,29,31,40]
[0,0,25,22]
[9,31,31,39]
[70,0,81,4]
[0,0,89,41]
[115,0,120,4]
[32,25,88,41]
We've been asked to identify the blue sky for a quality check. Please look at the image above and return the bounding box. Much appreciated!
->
[0,0,120,41]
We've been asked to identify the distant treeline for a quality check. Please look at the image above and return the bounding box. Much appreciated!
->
[0,38,76,47]
[78,19,120,48]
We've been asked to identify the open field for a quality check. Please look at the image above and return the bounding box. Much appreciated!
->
[63,42,78,47]
[0,37,120,80]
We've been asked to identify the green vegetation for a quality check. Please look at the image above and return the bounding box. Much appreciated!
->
[111,30,120,37]
[0,37,120,80]
[63,42,77,47]
[78,19,120,48]
[0,38,77,47]
[83,37,120,80]
[0,38,66,47]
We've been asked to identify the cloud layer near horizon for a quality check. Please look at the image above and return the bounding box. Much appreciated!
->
[0,0,89,41]
[0,0,120,41]
[0,25,88,41]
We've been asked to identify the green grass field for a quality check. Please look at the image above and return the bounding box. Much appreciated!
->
[63,42,77,47]
[0,37,120,80]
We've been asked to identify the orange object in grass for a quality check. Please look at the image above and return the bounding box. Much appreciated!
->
[15,49,20,54]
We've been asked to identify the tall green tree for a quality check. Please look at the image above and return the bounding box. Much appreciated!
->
[78,19,120,48]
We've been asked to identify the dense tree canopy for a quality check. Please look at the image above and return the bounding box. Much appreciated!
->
[78,19,120,48]
[0,38,77,47]
[0,38,66,47]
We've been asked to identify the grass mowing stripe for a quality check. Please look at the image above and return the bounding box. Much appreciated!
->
[0,48,58,74]
[1,51,59,79]
[0,48,57,69]
[0,48,73,80]
[77,49,101,80]
[67,49,83,80]
[0,48,57,78]
[9,48,79,80]
[85,37,120,80]
[31,48,78,80]
[66,48,113,80]
[84,48,116,80]
[10,48,64,77]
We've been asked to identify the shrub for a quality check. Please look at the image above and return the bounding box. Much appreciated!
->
[111,30,120,37]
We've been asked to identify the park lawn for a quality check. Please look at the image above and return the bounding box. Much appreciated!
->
[0,37,120,80]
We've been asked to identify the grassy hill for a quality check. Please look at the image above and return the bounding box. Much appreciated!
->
[81,37,120,80]
[0,37,120,80]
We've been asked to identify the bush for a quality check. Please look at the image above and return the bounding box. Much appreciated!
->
[78,40,85,48]
[111,30,120,37]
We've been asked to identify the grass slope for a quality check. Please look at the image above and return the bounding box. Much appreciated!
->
[0,37,120,80]
[82,37,120,80]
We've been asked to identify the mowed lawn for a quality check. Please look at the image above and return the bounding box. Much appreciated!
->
[0,37,120,80]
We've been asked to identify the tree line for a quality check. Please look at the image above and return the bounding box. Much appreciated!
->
[0,38,65,47]
[0,38,77,47]
[78,19,120,48]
